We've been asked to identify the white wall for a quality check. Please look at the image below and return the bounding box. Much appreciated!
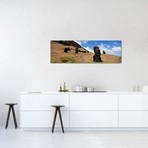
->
[0,0,148,126]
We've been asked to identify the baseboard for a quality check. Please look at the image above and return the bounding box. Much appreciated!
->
[19,127,148,131]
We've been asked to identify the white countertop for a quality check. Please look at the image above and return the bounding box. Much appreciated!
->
[20,91,148,95]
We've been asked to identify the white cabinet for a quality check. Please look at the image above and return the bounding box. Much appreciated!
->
[70,94,118,110]
[70,94,118,127]
[21,94,69,110]
[20,92,148,129]
[70,111,118,127]
[119,111,148,127]
[20,111,69,128]
[119,94,148,127]
[119,94,148,110]
[20,93,69,128]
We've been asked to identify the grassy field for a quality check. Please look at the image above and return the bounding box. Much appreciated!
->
[51,42,121,63]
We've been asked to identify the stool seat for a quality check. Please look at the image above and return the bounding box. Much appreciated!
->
[51,105,65,108]
[5,103,17,106]
[51,105,65,133]
[5,103,18,129]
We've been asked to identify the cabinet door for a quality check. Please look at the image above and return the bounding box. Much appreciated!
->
[20,111,69,128]
[70,94,118,110]
[119,94,148,110]
[21,94,69,110]
[70,111,118,127]
[119,111,148,127]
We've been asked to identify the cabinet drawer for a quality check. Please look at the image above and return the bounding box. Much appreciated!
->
[20,111,69,128]
[70,111,118,127]
[70,94,118,110]
[119,111,148,127]
[21,94,69,110]
[119,94,148,110]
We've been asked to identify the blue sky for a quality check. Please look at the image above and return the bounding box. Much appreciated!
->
[75,40,122,56]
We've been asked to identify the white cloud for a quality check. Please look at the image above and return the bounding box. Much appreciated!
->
[100,43,104,46]
[82,40,88,44]
[75,40,82,46]
[75,40,89,45]
[84,46,94,53]
[99,43,114,55]
[112,46,121,51]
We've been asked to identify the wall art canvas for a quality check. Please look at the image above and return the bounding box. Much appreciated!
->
[50,40,122,63]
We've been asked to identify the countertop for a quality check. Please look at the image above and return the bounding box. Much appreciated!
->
[20,91,148,95]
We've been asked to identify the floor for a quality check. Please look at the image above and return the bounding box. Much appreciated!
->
[0,129,148,148]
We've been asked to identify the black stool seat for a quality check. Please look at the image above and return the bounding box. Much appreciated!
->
[5,103,17,106]
[5,103,18,129]
[51,105,65,108]
[51,105,65,133]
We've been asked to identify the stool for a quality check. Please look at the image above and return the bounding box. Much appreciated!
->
[5,103,18,129]
[51,105,65,133]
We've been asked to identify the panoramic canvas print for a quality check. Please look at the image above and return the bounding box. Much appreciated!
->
[51,40,122,63]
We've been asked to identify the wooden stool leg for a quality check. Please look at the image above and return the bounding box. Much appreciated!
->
[5,106,11,129]
[12,106,18,129]
[52,108,58,133]
[58,108,64,133]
